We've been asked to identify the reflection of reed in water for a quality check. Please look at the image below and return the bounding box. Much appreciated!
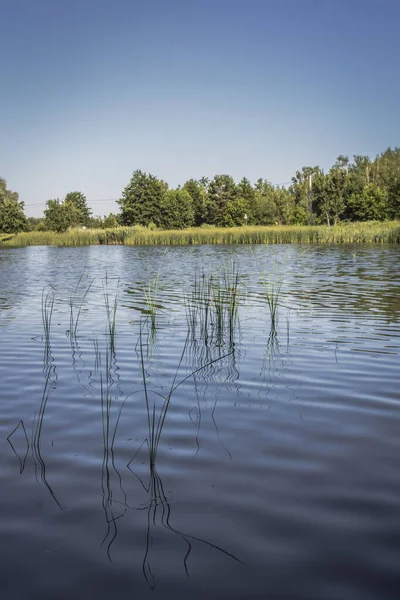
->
[187,335,240,459]
[124,323,242,588]
[31,286,65,509]
[7,420,29,474]
[99,346,128,561]
[128,455,243,590]
[68,272,95,342]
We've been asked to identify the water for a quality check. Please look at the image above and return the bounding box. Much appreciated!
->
[0,244,399,600]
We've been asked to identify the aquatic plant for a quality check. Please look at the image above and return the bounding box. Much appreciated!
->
[185,262,241,345]
[69,273,95,340]
[102,274,119,354]
[142,270,160,335]
[259,258,285,331]
[41,285,56,354]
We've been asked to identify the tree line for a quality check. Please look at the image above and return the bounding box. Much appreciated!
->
[1,147,399,233]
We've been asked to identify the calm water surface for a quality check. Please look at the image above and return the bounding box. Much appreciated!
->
[0,245,399,600]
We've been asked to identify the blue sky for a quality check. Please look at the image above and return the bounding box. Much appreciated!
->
[1,0,399,217]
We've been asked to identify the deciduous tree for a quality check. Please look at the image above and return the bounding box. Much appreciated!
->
[0,178,28,233]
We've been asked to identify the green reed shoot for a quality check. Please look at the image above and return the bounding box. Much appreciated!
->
[103,274,119,354]
[69,273,95,339]
[255,251,288,332]
[41,285,56,349]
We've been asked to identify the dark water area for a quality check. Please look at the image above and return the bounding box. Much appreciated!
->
[0,244,399,600]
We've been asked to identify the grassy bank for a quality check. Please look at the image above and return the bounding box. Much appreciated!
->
[1,221,400,248]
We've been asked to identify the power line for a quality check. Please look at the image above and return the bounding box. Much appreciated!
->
[24,181,293,208]
[25,198,120,208]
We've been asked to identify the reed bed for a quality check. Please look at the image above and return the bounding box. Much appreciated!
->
[185,263,241,345]
[1,221,400,247]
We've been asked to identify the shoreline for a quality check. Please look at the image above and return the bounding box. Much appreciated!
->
[1,221,400,248]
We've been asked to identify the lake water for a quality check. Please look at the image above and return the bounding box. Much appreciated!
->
[0,244,399,600]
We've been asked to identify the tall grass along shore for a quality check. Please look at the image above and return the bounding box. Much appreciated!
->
[1,221,400,248]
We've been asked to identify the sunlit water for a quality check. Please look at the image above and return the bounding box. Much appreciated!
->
[0,244,399,600]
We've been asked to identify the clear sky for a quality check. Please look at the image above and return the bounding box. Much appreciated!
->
[1,0,399,217]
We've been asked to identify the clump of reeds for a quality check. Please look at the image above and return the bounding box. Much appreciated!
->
[259,258,285,332]
[185,262,241,345]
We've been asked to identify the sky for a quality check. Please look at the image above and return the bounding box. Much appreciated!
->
[1,0,399,217]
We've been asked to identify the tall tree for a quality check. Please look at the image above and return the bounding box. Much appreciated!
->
[373,147,400,218]
[64,191,91,224]
[206,174,237,226]
[159,189,194,229]
[253,180,294,225]
[348,184,390,221]
[0,178,28,233]
[118,170,167,226]
[183,179,207,226]
[290,166,322,224]
[44,199,81,232]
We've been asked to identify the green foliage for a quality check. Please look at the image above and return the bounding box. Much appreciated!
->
[237,177,255,204]
[290,166,321,225]
[206,174,237,226]
[221,198,250,227]
[348,184,390,221]
[44,199,82,232]
[0,178,28,233]
[159,189,194,229]
[183,179,207,226]
[64,191,91,224]
[118,170,167,226]
[253,181,294,225]
[27,216,46,231]
[24,145,400,230]
[103,213,119,228]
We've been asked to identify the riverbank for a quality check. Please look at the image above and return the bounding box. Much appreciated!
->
[1,221,400,247]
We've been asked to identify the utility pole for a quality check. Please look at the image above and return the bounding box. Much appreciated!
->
[309,174,313,225]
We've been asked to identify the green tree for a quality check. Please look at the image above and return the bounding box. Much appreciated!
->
[206,174,237,226]
[253,180,294,225]
[159,189,194,229]
[64,191,91,224]
[102,213,120,228]
[221,198,251,227]
[118,170,167,226]
[237,177,255,204]
[373,147,400,218]
[317,157,348,225]
[289,166,321,224]
[183,179,207,226]
[44,199,82,232]
[0,178,28,233]
[348,184,390,221]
